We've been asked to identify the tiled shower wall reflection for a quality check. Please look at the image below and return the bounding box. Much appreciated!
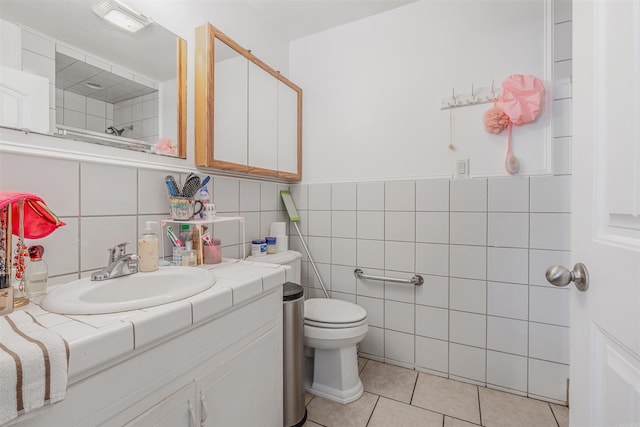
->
[0,152,289,284]
[291,176,571,404]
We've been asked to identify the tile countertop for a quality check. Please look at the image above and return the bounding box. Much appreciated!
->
[17,259,291,384]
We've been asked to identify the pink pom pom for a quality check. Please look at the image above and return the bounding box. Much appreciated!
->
[483,107,510,134]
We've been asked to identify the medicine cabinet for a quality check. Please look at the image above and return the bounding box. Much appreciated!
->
[195,23,302,181]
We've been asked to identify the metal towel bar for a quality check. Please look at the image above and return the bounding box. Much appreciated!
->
[354,268,424,286]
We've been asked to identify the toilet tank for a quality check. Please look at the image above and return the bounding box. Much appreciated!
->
[247,250,302,284]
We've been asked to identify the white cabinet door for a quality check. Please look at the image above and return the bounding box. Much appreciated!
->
[124,382,197,427]
[248,61,278,171]
[278,81,299,175]
[214,51,248,166]
[0,65,49,132]
[197,328,283,427]
[571,1,640,425]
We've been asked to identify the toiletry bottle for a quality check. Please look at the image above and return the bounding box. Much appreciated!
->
[198,186,210,219]
[25,245,48,297]
[180,224,193,247]
[138,221,159,272]
[0,274,13,315]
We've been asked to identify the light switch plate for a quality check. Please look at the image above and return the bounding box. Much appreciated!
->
[455,158,470,179]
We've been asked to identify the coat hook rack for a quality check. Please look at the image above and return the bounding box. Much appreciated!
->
[440,81,499,110]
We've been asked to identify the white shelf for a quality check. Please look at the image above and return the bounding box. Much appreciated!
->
[161,215,245,226]
[160,216,246,261]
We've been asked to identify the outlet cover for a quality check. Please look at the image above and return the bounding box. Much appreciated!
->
[455,158,470,179]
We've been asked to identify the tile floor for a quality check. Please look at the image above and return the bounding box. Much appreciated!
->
[302,358,569,427]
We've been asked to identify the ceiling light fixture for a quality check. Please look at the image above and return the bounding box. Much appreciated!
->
[93,0,151,33]
[84,82,103,90]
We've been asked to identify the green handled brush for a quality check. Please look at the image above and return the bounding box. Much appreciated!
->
[280,190,328,298]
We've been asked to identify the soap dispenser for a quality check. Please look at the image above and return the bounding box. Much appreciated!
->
[138,221,159,272]
[25,245,48,297]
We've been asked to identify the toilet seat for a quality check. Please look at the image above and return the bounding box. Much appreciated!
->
[304,298,367,328]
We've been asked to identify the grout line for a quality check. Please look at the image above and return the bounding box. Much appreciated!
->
[477,385,483,426]
[549,402,560,427]
[409,370,419,405]
[364,395,381,427]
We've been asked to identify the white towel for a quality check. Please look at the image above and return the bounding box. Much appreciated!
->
[0,311,69,424]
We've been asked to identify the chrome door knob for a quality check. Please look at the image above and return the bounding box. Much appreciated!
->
[545,263,589,292]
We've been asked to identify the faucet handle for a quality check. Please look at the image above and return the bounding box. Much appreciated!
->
[108,242,132,263]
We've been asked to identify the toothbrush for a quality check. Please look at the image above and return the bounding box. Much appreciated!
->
[199,176,210,189]
[202,233,221,258]
[165,175,180,197]
[166,226,184,247]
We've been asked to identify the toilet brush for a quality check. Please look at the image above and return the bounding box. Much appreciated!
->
[280,191,330,298]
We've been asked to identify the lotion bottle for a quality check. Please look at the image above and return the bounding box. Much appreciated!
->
[138,221,159,272]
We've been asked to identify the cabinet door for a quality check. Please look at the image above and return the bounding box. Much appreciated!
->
[213,42,248,166]
[248,61,278,171]
[124,382,197,427]
[196,327,283,427]
[277,81,300,175]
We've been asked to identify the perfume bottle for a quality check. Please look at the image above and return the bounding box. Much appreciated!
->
[25,245,48,298]
[0,274,13,315]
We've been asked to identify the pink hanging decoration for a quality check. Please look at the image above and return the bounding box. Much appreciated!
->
[495,74,545,125]
[483,106,510,133]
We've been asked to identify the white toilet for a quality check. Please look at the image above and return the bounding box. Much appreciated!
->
[248,251,368,404]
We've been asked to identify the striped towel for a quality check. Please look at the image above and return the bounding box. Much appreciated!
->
[0,311,69,424]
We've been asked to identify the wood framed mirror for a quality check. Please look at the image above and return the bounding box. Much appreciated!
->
[195,23,302,181]
[0,1,187,159]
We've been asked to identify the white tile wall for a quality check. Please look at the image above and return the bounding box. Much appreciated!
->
[295,169,570,401]
[415,275,448,308]
[449,343,486,383]
[416,243,449,277]
[450,311,486,348]
[385,329,414,365]
[357,181,384,211]
[416,336,448,374]
[488,177,530,212]
[385,180,415,211]
[80,163,137,215]
[488,213,529,248]
[449,278,486,314]
[450,179,487,212]
[332,211,356,238]
[486,351,528,393]
[450,213,486,246]
[308,210,331,236]
[416,212,449,243]
[415,305,448,340]
[486,316,528,356]
[331,182,356,210]
[385,211,415,241]
[357,211,384,240]
[450,245,486,280]
[385,300,414,334]
[416,179,449,211]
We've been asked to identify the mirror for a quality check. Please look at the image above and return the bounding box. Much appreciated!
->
[0,1,186,158]
[195,23,302,181]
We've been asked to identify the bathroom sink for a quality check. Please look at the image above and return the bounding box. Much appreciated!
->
[41,266,216,315]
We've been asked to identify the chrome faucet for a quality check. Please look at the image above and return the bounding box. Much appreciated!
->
[91,242,139,281]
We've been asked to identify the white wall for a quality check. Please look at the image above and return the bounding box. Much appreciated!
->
[291,0,551,183]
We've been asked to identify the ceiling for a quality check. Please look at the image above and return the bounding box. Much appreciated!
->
[243,0,419,41]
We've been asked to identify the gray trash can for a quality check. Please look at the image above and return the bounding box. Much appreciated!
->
[283,282,306,427]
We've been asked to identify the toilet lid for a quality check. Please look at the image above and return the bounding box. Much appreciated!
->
[304,298,367,325]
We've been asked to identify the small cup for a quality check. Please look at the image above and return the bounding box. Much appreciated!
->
[203,203,217,220]
[169,197,203,221]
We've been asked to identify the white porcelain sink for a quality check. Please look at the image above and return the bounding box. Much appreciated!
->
[41,266,216,315]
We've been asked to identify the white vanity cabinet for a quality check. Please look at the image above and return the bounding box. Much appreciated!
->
[12,287,284,427]
[125,383,197,427]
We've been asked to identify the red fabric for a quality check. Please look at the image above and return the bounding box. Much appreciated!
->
[495,74,545,125]
[0,192,66,239]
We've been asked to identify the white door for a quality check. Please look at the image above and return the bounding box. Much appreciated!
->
[570,1,640,425]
